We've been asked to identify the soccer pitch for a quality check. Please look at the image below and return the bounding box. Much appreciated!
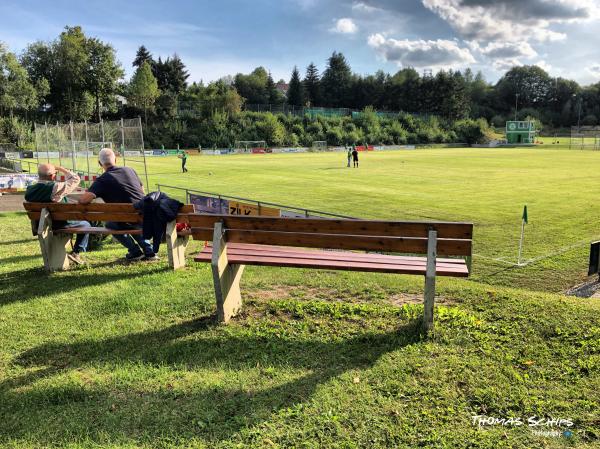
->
[31,146,600,292]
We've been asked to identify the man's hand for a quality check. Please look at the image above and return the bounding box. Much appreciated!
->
[78,191,96,205]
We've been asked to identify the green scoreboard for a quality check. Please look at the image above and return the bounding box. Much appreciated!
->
[506,121,536,144]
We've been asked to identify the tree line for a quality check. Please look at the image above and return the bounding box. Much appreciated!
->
[1,25,600,148]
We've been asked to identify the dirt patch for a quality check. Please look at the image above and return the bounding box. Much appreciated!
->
[0,194,25,212]
[246,285,456,307]
[566,277,600,298]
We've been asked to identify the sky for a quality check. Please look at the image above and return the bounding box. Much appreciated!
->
[1,0,599,85]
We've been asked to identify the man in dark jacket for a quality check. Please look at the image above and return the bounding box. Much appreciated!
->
[78,148,156,261]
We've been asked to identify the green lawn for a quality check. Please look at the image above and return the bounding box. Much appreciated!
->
[1,212,599,448]
[132,147,597,293]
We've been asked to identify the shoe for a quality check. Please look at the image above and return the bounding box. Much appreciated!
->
[68,252,85,265]
[143,254,160,262]
[125,252,145,262]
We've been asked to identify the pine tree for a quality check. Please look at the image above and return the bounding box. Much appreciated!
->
[133,45,152,68]
[266,72,283,104]
[287,66,304,107]
[128,61,160,124]
[303,62,320,106]
[320,52,352,108]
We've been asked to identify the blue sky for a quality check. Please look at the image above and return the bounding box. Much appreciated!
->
[1,0,599,85]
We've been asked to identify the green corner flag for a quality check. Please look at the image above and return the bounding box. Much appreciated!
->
[522,205,528,224]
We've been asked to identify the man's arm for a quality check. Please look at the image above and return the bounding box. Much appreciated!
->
[51,167,80,202]
[78,191,96,204]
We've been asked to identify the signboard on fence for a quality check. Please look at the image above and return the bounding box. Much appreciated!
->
[34,152,60,159]
[229,201,280,216]
[4,152,19,159]
[124,151,141,157]
[189,194,229,214]
[0,174,37,192]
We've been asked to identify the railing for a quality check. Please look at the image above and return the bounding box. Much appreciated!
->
[156,184,355,219]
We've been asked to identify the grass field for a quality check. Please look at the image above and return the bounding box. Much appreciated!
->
[114,147,600,293]
[1,212,599,448]
[3,146,600,447]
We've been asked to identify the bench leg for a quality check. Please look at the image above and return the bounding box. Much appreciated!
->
[211,222,245,323]
[423,229,437,334]
[37,208,70,272]
[166,220,189,270]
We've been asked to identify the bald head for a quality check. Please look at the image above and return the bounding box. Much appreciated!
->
[99,148,116,168]
[38,163,57,180]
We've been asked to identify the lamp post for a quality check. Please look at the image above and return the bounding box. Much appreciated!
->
[514,93,519,121]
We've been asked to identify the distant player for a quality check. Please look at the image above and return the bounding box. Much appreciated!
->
[347,146,352,167]
[352,147,359,168]
[178,150,188,173]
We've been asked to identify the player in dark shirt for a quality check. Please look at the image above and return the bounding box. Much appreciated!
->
[78,148,156,261]
[352,147,359,168]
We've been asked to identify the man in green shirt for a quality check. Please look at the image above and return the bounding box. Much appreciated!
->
[25,164,90,264]
[178,150,188,173]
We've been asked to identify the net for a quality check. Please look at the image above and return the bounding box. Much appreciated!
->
[235,141,266,153]
[33,118,149,188]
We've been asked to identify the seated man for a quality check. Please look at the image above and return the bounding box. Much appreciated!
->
[78,148,157,261]
[25,164,90,264]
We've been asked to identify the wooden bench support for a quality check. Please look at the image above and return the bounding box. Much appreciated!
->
[423,229,437,334]
[37,208,71,272]
[166,220,189,270]
[211,222,245,323]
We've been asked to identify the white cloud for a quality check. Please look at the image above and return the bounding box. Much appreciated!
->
[367,33,476,69]
[586,64,600,78]
[421,0,595,44]
[352,2,380,13]
[331,18,358,34]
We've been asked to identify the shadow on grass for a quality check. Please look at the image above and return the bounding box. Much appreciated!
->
[2,316,422,445]
[0,254,39,265]
[0,265,169,306]
[0,237,36,246]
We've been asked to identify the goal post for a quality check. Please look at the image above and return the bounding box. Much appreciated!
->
[235,140,266,153]
[310,141,327,152]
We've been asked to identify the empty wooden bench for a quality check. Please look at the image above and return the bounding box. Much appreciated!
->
[23,202,194,272]
[188,214,473,332]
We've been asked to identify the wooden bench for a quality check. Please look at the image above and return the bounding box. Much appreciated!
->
[23,202,194,272]
[188,214,473,332]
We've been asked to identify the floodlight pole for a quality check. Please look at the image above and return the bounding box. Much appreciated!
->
[514,93,519,121]
[44,122,50,163]
[56,122,63,168]
[33,122,40,166]
[84,120,90,185]
[69,121,77,172]
[138,116,149,190]
[120,118,126,167]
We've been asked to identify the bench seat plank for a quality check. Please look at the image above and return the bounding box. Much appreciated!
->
[55,227,142,235]
[195,244,469,277]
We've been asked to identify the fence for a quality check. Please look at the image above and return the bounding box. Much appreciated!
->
[156,184,355,219]
[33,117,150,189]
[570,126,600,150]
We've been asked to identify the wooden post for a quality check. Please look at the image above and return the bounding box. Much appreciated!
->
[37,208,70,272]
[423,229,437,334]
[166,220,189,270]
[211,221,245,323]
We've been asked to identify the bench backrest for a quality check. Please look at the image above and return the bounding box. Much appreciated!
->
[187,214,473,257]
[23,202,195,224]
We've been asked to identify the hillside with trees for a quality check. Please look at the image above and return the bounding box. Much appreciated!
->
[1,25,599,149]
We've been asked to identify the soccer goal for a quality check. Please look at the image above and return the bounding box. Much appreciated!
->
[235,140,266,153]
[310,141,327,152]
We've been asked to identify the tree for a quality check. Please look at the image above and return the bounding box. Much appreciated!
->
[266,72,284,105]
[0,45,39,117]
[86,38,124,122]
[287,66,304,107]
[303,63,321,106]
[133,45,152,68]
[152,54,189,94]
[234,67,270,104]
[53,26,94,120]
[128,61,160,124]
[320,52,353,108]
